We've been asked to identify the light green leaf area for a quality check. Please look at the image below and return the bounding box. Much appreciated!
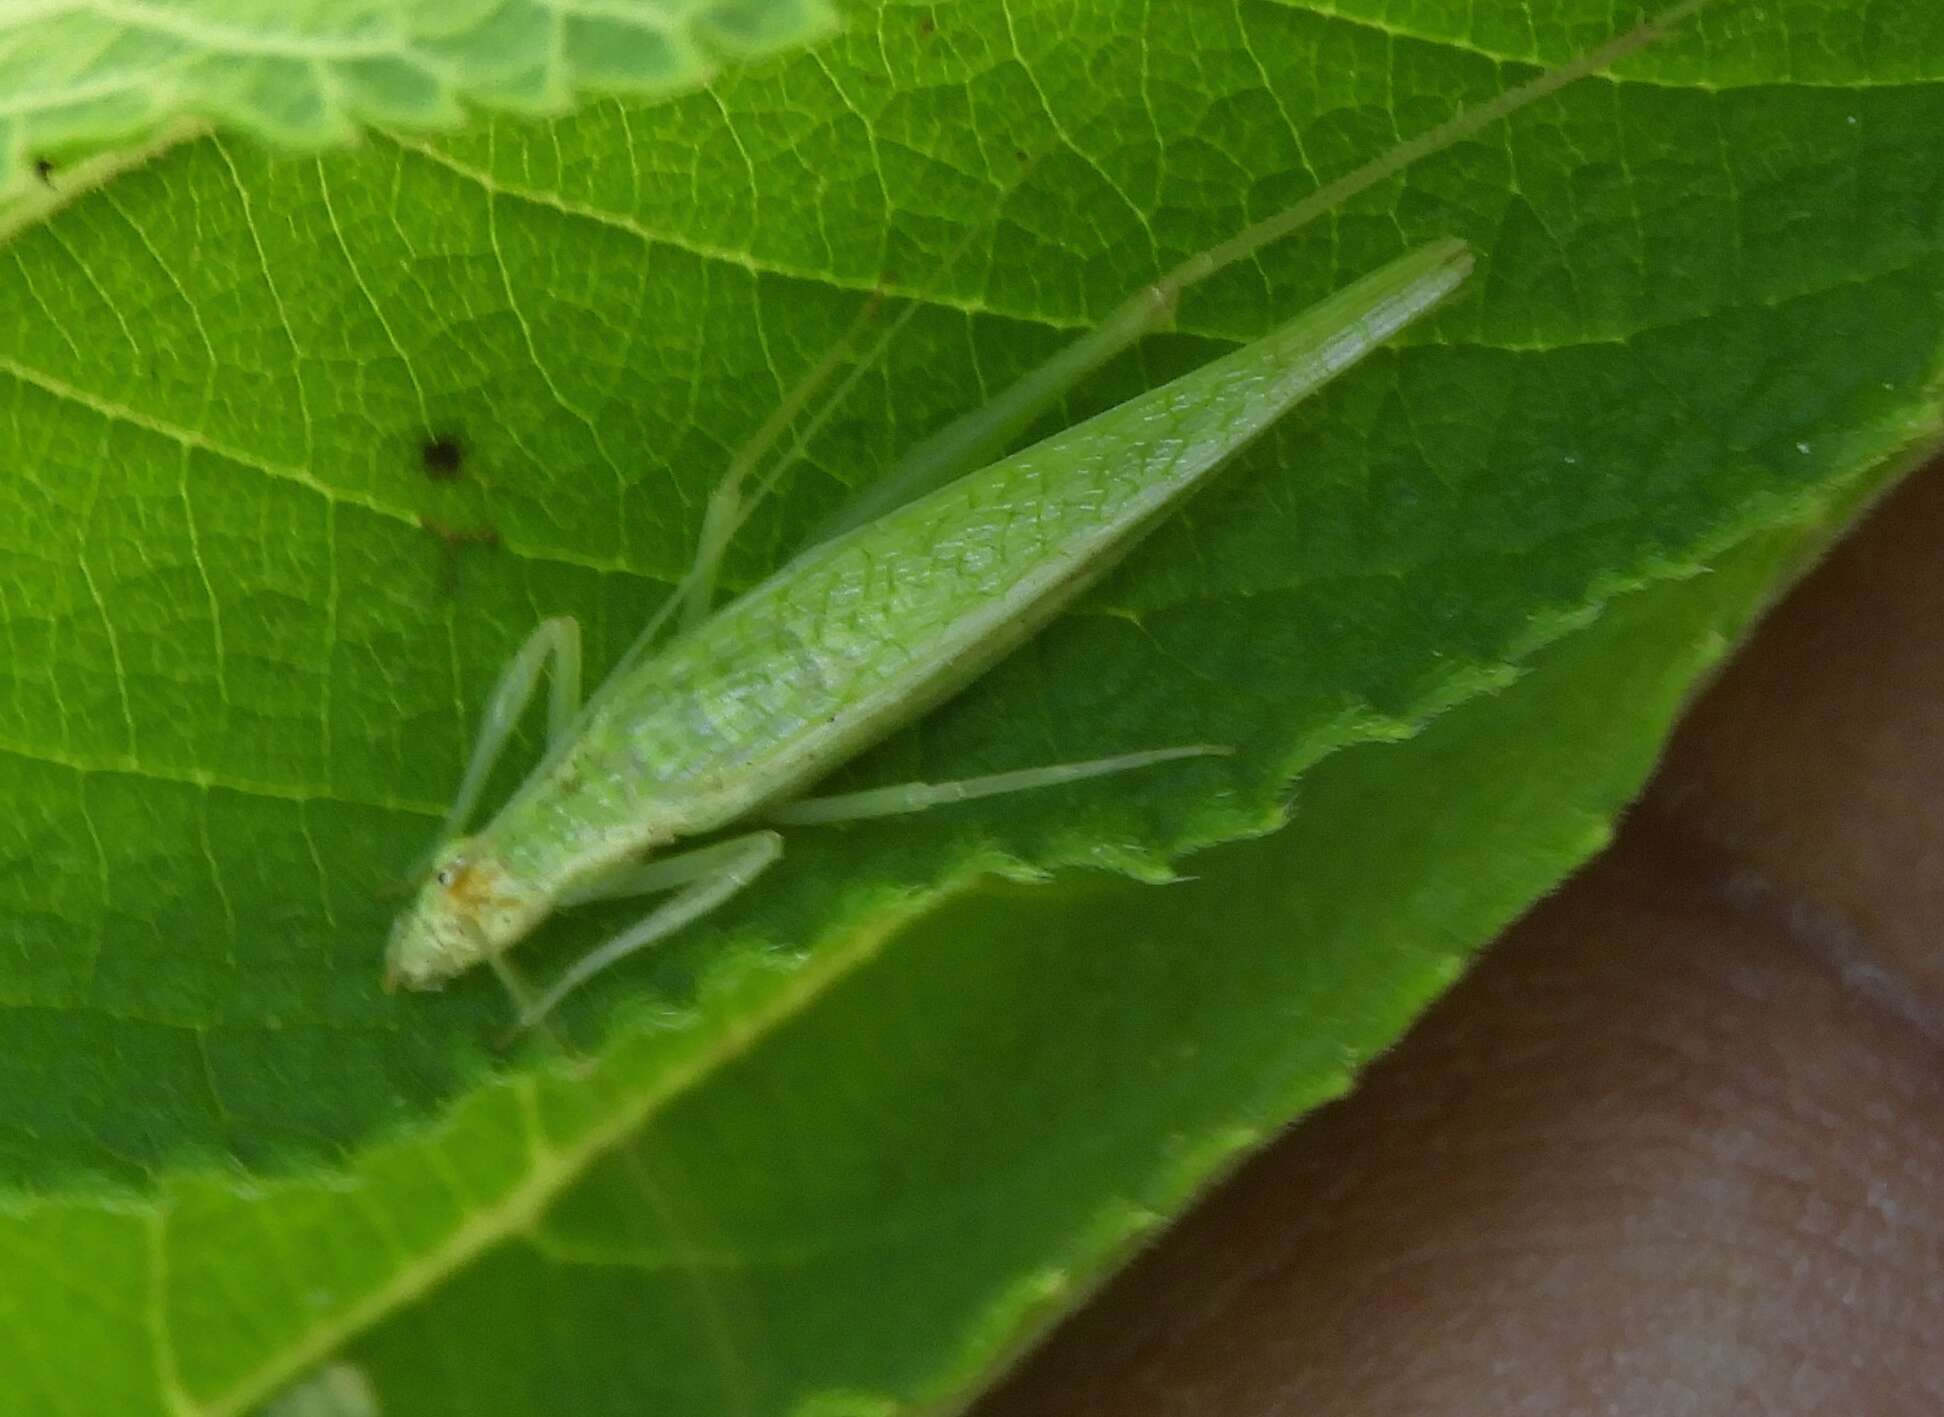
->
[0,1,1939,1413]
[0,0,833,194]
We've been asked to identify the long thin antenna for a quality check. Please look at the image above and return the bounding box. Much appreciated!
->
[807,0,1735,542]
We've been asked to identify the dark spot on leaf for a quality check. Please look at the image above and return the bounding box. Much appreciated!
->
[420,434,465,481]
[32,158,54,186]
[918,14,936,35]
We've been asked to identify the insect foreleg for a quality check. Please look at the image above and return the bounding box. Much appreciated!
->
[805,284,1175,546]
[504,830,785,1039]
[680,296,886,632]
[434,615,582,848]
[587,294,915,704]
[763,744,1233,827]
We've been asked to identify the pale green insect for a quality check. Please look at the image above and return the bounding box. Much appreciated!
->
[384,0,1732,1033]
[383,238,1474,1029]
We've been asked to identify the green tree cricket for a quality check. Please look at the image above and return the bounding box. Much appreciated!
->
[385,0,1731,1032]
[383,242,1474,1026]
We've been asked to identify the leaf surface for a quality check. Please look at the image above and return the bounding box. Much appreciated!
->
[0,1,1939,1413]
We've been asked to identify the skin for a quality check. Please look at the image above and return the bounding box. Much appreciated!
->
[977,459,1944,1415]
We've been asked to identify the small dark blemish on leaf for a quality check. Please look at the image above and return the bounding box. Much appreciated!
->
[918,14,936,36]
[32,158,54,186]
[420,433,465,481]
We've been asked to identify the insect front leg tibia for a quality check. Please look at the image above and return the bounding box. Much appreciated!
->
[434,615,582,849]
[763,744,1233,827]
[679,292,888,633]
[502,831,784,1042]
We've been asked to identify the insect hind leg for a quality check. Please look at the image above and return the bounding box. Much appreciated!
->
[557,833,786,908]
[764,744,1233,826]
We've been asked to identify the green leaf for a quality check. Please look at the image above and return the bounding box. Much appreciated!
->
[0,1,1939,1413]
[332,497,1860,1417]
[0,0,834,192]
